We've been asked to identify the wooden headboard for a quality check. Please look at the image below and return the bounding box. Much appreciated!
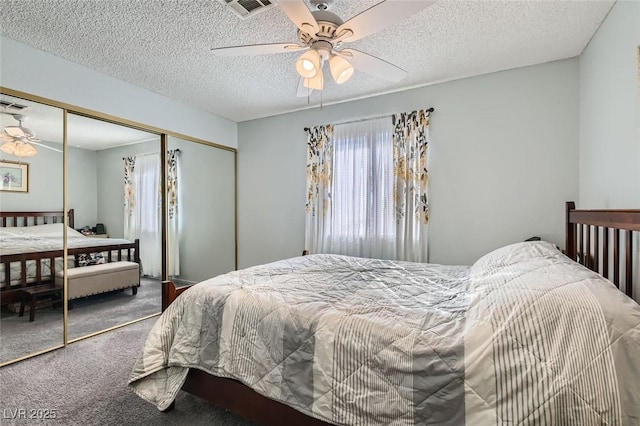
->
[0,209,74,229]
[566,201,640,299]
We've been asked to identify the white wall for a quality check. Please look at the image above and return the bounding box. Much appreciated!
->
[579,0,640,208]
[579,0,640,302]
[68,146,99,228]
[0,36,237,149]
[237,59,580,268]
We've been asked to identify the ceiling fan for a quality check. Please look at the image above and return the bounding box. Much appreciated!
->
[0,112,62,157]
[212,0,436,97]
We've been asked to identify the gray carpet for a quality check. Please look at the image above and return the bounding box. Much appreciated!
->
[1,278,161,364]
[0,317,254,425]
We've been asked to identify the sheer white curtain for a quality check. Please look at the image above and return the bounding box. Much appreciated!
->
[124,153,161,278]
[323,117,396,259]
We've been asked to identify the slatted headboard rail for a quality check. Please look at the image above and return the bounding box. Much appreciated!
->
[0,209,74,229]
[566,201,640,299]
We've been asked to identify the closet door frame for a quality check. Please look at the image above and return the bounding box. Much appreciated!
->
[0,86,237,366]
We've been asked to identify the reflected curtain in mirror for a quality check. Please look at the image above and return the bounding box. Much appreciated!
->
[124,150,180,278]
[124,154,161,277]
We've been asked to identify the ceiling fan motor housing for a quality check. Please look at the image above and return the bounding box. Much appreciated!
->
[298,10,343,47]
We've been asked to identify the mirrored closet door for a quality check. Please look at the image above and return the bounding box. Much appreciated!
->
[166,136,236,283]
[0,94,65,364]
[65,113,161,341]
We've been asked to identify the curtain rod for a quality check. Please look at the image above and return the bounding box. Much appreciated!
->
[122,148,180,160]
[303,107,434,132]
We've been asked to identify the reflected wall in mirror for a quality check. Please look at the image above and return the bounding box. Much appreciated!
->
[167,137,236,284]
[0,94,64,364]
[66,113,161,341]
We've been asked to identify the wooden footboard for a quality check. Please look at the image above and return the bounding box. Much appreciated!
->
[566,201,640,299]
[1,239,140,306]
[1,210,144,309]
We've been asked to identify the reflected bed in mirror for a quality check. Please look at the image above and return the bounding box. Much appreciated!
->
[0,210,146,357]
[0,210,140,305]
[0,94,66,365]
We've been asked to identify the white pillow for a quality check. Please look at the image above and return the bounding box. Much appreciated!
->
[470,240,560,276]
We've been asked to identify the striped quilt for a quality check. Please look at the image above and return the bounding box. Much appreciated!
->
[129,242,640,425]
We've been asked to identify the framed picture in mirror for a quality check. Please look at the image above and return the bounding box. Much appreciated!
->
[0,160,29,192]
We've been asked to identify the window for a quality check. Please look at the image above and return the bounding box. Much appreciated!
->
[305,109,431,262]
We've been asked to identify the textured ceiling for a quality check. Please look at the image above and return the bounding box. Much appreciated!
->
[0,0,614,123]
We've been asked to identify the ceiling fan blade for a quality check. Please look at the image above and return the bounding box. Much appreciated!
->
[338,49,407,82]
[335,0,436,43]
[30,141,63,153]
[212,43,307,56]
[275,0,319,34]
[0,134,14,142]
[297,77,314,98]
[4,126,26,138]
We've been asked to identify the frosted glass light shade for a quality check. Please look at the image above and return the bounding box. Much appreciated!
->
[0,141,17,154]
[296,50,320,79]
[329,55,354,84]
[303,68,324,90]
[1,140,37,157]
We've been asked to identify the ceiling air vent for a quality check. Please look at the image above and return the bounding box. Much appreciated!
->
[0,100,29,110]
[218,0,275,19]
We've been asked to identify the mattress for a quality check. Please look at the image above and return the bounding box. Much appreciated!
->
[129,241,640,425]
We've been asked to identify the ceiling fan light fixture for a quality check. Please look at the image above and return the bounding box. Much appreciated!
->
[1,140,37,157]
[329,55,354,84]
[16,141,37,157]
[304,68,324,90]
[296,50,320,79]
[0,140,17,155]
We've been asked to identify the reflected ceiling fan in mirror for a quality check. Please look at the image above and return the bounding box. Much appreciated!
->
[0,112,62,157]
[212,0,435,97]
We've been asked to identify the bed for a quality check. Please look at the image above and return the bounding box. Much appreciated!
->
[0,209,140,306]
[129,201,640,425]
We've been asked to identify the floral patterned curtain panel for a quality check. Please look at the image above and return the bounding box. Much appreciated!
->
[392,109,430,262]
[304,124,334,254]
[167,149,180,276]
[123,156,136,242]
